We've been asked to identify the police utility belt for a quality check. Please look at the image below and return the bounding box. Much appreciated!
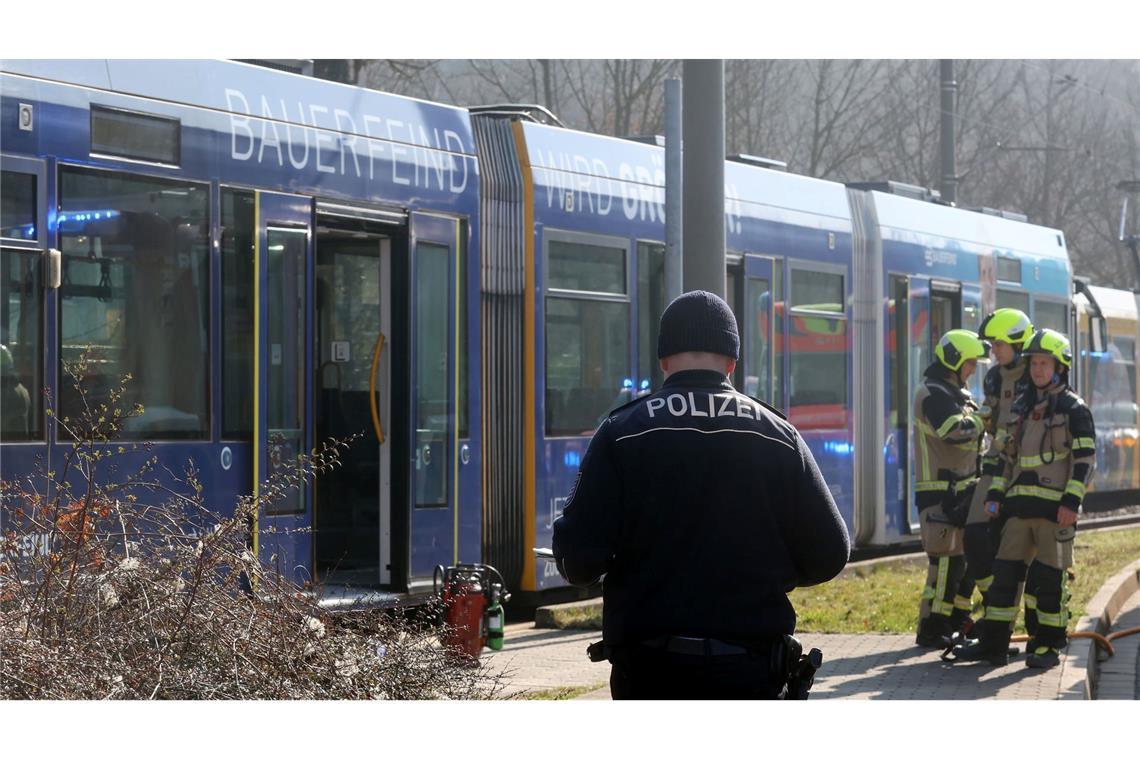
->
[586,634,823,700]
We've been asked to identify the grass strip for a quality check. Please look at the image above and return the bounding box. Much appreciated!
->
[790,525,1140,634]
[534,527,1140,636]
[516,682,609,700]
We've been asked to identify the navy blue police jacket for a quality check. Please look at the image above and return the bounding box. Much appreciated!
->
[551,369,850,648]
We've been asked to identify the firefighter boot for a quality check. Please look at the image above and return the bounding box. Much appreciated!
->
[916,616,954,648]
[950,619,1010,666]
[1026,646,1061,669]
[948,607,973,637]
[951,640,1009,666]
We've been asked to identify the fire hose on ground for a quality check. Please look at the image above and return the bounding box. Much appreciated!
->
[1008,626,1140,659]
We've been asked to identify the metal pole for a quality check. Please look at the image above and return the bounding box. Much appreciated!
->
[665,78,683,303]
[1118,181,1140,290]
[940,60,957,206]
[682,60,725,297]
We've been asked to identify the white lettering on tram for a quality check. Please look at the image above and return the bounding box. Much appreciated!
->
[530,148,744,231]
[223,88,469,194]
[225,89,255,160]
[258,96,283,166]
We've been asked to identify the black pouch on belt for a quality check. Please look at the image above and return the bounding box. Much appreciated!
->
[948,482,975,528]
[772,634,823,700]
[938,469,970,528]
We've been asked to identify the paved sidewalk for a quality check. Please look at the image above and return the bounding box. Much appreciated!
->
[1094,589,1140,700]
[482,623,1081,700]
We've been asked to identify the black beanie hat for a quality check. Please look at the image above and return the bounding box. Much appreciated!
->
[657,290,739,360]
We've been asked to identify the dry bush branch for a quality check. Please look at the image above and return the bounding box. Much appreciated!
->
[1,351,504,700]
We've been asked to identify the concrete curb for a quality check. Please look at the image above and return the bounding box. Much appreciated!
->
[1064,557,1140,700]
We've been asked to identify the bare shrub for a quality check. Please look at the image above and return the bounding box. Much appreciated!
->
[1,354,503,699]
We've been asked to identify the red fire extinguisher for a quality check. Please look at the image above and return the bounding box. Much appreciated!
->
[433,563,509,662]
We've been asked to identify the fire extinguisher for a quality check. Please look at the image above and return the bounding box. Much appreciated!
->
[433,563,510,661]
[485,575,509,651]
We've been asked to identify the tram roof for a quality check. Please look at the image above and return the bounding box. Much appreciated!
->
[1076,284,1140,320]
[870,190,1069,262]
[518,121,852,223]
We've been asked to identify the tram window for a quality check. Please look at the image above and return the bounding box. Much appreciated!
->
[745,276,772,403]
[91,107,180,166]
[964,301,981,332]
[548,240,625,295]
[788,268,846,429]
[887,276,908,430]
[787,316,848,429]
[996,288,1029,314]
[1112,336,1137,404]
[996,256,1021,284]
[58,168,209,439]
[1,171,37,241]
[221,189,254,440]
[1,249,43,440]
[1087,336,1137,430]
[772,264,784,411]
[791,269,843,313]
[414,242,451,508]
[545,297,630,436]
[458,222,468,439]
[726,266,744,391]
[1034,300,1068,334]
[637,243,666,393]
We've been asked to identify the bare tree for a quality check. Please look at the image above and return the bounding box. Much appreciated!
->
[785,60,888,179]
[326,58,1140,286]
[725,60,798,162]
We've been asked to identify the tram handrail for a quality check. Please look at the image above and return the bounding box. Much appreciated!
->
[370,333,386,445]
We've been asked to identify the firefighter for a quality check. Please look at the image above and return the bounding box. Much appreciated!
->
[551,290,850,699]
[953,329,1095,668]
[913,329,989,647]
[959,308,1034,634]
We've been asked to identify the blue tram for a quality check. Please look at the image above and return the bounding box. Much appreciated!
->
[1,60,482,599]
[2,60,1137,602]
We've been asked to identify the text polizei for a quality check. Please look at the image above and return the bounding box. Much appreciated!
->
[646,392,764,420]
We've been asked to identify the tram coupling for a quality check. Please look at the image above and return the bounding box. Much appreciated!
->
[433,563,510,662]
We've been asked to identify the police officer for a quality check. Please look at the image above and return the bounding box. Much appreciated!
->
[551,290,850,700]
[960,308,1033,637]
[913,329,989,647]
[953,329,1095,668]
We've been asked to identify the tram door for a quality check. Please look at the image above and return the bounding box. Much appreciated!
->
[895,279,961,531]
[891,275,931,533]
[313,218,391,587]
[407,212,461,591]
[742,256,778,405]
[254,192,313,580]
[930,281,962,354]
